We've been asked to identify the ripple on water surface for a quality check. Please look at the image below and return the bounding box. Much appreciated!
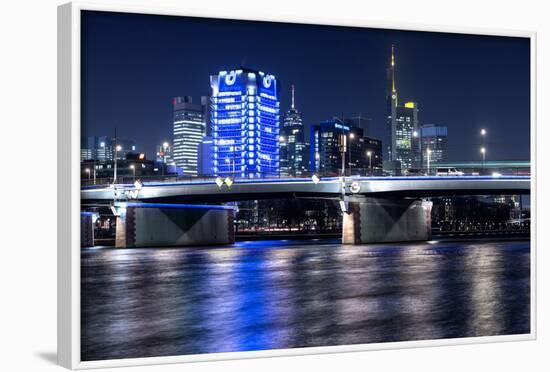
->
[81,239,530,361]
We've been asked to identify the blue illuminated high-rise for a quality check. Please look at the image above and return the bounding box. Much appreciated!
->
[210,68,280,178]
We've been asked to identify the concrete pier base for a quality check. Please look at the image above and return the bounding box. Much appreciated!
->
[115,203,235,248]
[80,212,94,247]
[343,197,432,244]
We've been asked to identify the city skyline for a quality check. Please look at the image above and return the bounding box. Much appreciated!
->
[74,8,532,363]
[81,11,530,163]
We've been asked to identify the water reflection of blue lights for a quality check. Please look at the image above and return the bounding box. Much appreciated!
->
[81,239,531,361]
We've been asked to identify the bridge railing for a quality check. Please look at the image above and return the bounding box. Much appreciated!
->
[80,166,530,187]
[433,219,530,234]
[81,174,217,187]
[382,166,530,177]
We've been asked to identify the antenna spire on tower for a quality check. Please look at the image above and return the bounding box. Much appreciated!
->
[391,44,396,94]
[291,84,295,109]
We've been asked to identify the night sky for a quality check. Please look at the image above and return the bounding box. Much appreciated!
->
[81,11,531,161]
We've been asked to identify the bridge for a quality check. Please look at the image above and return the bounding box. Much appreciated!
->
[81,175,530,202]
[80,175,530,248]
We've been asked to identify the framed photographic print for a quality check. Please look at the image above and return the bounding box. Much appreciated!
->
[58,1,536,369]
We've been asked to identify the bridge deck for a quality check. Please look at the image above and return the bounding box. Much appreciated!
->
[81,176,530,203]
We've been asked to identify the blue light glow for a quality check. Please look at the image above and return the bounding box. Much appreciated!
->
[211,68,280,178]
[125,202,235,210]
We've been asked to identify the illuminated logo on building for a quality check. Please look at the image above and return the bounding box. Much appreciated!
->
[224,70,237,85]
[262,75,274,88]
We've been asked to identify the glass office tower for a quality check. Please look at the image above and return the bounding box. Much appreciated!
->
[421,124,448,167]
[394,102,420,170]
[172,96,207,176]
[310,119,363,176]
[386,45,420,172]
[210,68,280,178]
[280,85,309,177]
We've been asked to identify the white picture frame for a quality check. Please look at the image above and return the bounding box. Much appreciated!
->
[58,1,537,369]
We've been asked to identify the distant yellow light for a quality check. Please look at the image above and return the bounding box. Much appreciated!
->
[404,102,415,108]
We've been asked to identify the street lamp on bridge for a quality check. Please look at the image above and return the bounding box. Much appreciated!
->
[348,132,355,176]
[339,133,347,177]
[113,144,122,184]
[480,129,487,170]
[426,148,432,175]
[279,136,285,178]
[366,150,372,175]
[129,164,135,182]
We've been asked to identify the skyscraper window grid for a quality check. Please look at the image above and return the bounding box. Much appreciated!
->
[172,96,207,176]
[211,68,280,178]
[394,103,419,170]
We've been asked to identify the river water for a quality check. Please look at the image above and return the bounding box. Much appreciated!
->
[81,239,530,361]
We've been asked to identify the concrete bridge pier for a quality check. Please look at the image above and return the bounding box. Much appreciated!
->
[342,197,432,244]
[80,212,94,247]
[114,203,235,248]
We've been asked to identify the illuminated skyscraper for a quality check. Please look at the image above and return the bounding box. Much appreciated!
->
[420,124,448,167]
[280,85,309,176]
[386,45,420,172]
[172,96,207,176]
[395,102,420,169]
[310,119,363,176]
[210,68,280,178]
[387,45,398,162]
